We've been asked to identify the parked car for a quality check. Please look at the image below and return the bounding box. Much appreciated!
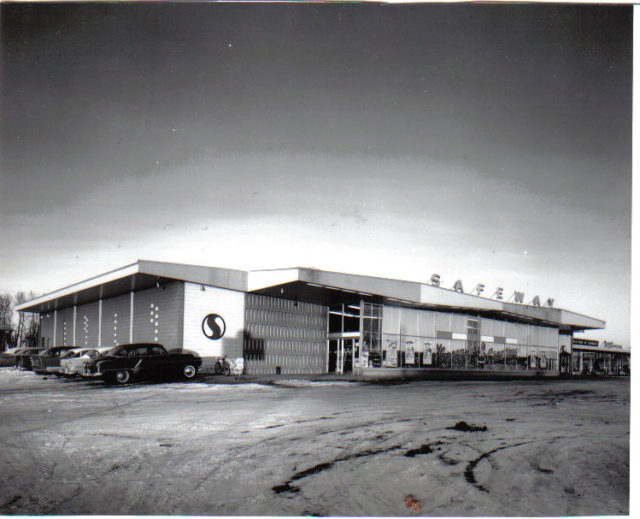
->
[31,346,79,375]
[83,343,202,384]
[15,347,45,370]
[59,347,112,377]
[0,347,22,367]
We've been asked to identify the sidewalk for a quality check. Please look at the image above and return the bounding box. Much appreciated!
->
[196,372,366,385]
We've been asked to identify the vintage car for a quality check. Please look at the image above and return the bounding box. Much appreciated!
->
[15,347,45,370]
[59,347,112,377]
[83,343,202,384]
[0,347,22,367]
[31,346,79,375]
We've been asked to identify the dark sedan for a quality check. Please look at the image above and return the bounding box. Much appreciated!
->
[83,343,202,384]
[31,346,81,375]
[15,347,46,370]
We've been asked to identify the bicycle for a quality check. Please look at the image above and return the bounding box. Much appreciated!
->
[213,357,231,376]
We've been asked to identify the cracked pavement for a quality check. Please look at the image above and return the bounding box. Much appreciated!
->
[0,370,629,516]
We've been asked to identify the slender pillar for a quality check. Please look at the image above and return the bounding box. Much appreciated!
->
[72,305,77,345]
[325,307,330,374]
[98,298,103,347]
[53,310,57,347]
[129,290,134,343]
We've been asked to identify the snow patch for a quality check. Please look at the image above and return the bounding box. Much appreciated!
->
[272,380,361,388]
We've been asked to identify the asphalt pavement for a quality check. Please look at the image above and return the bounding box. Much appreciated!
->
[0,368,630,516]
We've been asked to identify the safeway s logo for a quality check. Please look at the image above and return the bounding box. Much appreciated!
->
[202,314,226,340]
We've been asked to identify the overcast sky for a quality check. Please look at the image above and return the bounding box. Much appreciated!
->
[0,4,632,346]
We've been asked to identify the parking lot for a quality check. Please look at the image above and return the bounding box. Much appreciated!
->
[0,369,630,516]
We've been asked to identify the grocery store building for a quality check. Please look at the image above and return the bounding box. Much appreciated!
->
[16,260,607,377]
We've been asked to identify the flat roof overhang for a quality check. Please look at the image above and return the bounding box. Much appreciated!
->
[249,268,606,332]
[17,262,605,333]
[16,260,247,314]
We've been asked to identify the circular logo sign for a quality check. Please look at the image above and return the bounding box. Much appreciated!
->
[202,314,226,340]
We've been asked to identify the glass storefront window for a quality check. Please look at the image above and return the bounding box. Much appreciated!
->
[516,344,528,370]
[506,346,517,369]
[466,340,481,369]
[492,343,505,369]
[362,303,382,355]
[484,342,499,370]
[434,339,451,368]
[366,305,565,373]
[451,339,465,369]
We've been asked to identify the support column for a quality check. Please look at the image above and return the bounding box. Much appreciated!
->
[53,310,57,347]
[129,290,134,343]
[325,307,330,374]
[98,299,103,347]
[72,305,77,345]
[579,351,583,374]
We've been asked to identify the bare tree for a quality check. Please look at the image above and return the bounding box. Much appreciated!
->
[23,314,41,348]
[11,291,40,348]
[14,291,27,348]
[0,293,13,326]
[0,294,15,351]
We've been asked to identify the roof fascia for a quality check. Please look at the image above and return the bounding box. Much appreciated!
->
[15,263,140,312]
[138,260,247,291]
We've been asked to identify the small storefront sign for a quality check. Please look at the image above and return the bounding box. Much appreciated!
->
[405,341,415,365]
[384,340,398,367]
[423,346,433,366]
[540,353,547,369]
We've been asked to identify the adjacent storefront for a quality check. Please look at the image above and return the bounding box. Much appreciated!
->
[570,339,630,376]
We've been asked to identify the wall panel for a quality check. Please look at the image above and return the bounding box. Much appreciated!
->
[56,307,74,346]
[77,301,100,347]
[133,281,184,350]
[40,312,54,348]
[418,311,436,337]
[245,293,327,375]
[101,293,131,347]
[183,282,244,362]
[436,312,451,332]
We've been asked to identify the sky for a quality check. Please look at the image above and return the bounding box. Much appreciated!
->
[0,3,632,347]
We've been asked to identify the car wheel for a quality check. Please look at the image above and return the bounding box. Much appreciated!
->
[115,370,131,384]
[183,364,197,379]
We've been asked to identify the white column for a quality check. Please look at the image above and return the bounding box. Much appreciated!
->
[72,305,77,345]
[325,307,330,374]
[98,299,103,347]
[53,310,57,347]
[129,291,134,343]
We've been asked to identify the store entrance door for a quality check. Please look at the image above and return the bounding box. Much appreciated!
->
[328,332,358,374]
[339,338,354,374]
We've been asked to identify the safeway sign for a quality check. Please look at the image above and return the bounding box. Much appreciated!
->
[429,273,554,307]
